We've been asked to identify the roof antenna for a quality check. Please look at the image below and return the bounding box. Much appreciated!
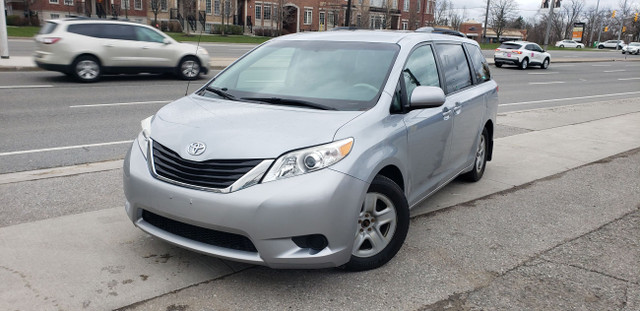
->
[185,20,205,97]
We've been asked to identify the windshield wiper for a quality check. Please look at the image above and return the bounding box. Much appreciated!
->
[204,86,237,101]
[241,97,337,111]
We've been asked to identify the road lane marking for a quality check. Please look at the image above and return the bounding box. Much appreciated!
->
[592,64,612,67]
[618,77,640,81]
[603,69,626,73]
[69,100,170,108]
[0,85,54,89]
[500,90,640,107]
[528,81,565,85]
[528,72,559,75]
[0,140,133,157]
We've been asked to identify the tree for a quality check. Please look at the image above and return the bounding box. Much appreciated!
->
[433,0,450,26]
[560,0,585,39]
[489,0,518,41]
[150,0,162,27]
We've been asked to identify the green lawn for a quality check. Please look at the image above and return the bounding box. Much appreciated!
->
[7,26,41,38]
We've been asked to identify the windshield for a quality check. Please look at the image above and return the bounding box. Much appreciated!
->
[202,40,400,111]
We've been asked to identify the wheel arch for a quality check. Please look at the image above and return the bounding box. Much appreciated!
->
[484,120,494,161]
[69,53,102,71]
[376,165,405,192]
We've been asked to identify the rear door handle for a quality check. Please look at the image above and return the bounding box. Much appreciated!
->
[453,102,462,115]
[104,44,114,47]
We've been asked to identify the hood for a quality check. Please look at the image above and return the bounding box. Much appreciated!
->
[150,96,363,161]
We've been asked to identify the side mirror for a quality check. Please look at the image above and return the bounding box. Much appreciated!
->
[163,38,171,45]
[409,86,446,110]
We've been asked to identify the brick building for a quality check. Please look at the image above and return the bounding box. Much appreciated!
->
[5,0,435,33]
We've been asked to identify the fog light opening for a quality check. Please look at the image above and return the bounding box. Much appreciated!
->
[292,234,328,252]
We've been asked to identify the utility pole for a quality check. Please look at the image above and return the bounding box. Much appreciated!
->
[0,0,9,59]
[543,0,556,50]
[615,0,628,49]
[483,0,490,43]
[589,0,600,46]
[345,0,352,27]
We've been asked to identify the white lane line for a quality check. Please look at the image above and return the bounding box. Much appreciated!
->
[549,65,575,68]
[529,81,565,85]
[500,90,640,107]
[0,140,133,157]
[603,69,626,73]
[592,64,612,67]
[69,100,170,108]
[528,72,559,75]
[618,77,640,81]
[0,85,54,89]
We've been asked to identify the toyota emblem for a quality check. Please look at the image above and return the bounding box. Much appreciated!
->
[187,142,206,156]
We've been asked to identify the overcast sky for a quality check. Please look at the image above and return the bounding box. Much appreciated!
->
[451,0,638,24]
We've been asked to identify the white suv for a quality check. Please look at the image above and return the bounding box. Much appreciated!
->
[34,18,210,82]
[598,40,625,50]
[494,41,551,70]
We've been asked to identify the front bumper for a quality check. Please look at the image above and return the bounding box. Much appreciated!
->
[123,140,368,269]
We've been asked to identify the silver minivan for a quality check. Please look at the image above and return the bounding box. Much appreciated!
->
[123,31,498,270]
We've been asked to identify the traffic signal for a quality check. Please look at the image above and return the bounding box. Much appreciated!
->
[612,10,616,18]
[604,26,608,32]
[623,26,626,32]
[635,12,638,22]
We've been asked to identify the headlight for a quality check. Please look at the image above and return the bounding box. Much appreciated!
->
[262,138,354,183]
[197,47,209,55]
[137,115,153,159]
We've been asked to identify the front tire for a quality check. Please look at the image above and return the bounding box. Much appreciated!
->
[177,56,201,80]
[462,128,488,182]
[344,175,409,271]
[598,45,604,49]
[519,58,529,70]
[559,45,564,48]
[540,58,550,69]
[495,62,503,68]
[72,55,101,83]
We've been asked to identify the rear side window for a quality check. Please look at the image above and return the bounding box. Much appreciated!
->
[68,24,103,37]
[39,22,58,34]
[465,43,490,83]
[435,44,472,94]
[498,43,521,50]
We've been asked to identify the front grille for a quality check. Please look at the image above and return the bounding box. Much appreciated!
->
[142,210,258,253]
[152,141,263,189]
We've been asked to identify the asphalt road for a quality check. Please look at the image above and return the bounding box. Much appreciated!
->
[1,58,639,174]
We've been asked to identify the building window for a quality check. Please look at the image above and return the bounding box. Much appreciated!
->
[121,0,129,9]
[134,0,142,10]
[273,6,278,21]
[50,13,60,18]
[49,0,58,3]
[403,0,409,12]
[328,11,335,27]
[206,0,212,14]
[205,23,212,33]
[392,0,397,9]
[160,0,167,11]
[63,0,74,6]
[356,14,361,27]
[319,11,325,29]
[224,0,230,16]
[214,0,220,15]
[402,21,408,30]
[263,4,271,20]
[417,0,420,13]
[304,8,312,25]
[255,4,262,20]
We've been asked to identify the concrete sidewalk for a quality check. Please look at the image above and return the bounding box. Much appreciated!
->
[1,98,639,310]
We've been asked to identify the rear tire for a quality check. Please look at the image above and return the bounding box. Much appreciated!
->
[598,45,604,49]
[72,55,101,83]
[495,62,503,68]
[519,58,528,70]
[462,128,488,182]
[343,175,409,271]
[559,45,564,48]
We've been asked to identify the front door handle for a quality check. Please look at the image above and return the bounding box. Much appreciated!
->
[442,107,452,121]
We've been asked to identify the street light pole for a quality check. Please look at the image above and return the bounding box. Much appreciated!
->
[615,0,628,49]
[589,0,600,46]
[543,0,555,50]
[483,0,490,43]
